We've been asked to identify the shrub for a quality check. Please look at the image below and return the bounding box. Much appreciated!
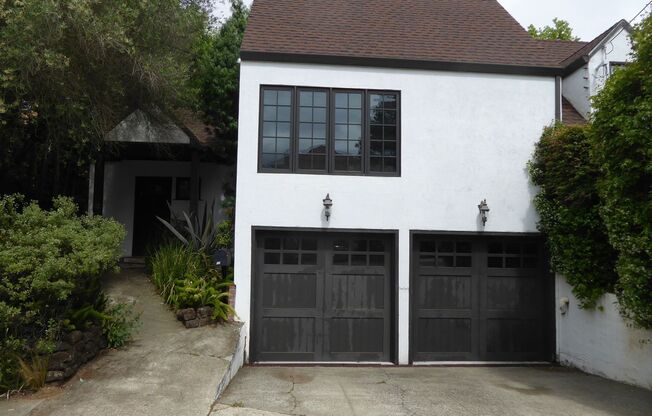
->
[148,244,232,320]
[102,302,142,348]
[528,124,618,308]
[590,16,652,328]
[0,195,125,391]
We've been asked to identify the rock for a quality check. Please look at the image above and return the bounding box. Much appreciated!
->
[184,319,200,328]
[196,306,214,319]
[178,308,196,321]
[66,330,83,344]
[46,371,65,383]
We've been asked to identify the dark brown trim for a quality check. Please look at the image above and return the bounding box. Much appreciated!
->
[555,76,562,122]
[241,51,563,77]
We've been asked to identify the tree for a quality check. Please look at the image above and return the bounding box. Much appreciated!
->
[528,18,580,41]
[590,14,652,328]
[0,0,212,205]
[192,0,249,159]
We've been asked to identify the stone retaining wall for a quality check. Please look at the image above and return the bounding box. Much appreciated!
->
[46,325,107,383]
[176,306,218,328]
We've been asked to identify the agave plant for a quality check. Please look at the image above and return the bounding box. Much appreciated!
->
[157,199,220,255]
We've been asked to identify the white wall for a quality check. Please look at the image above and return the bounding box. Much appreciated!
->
[234,61,557,364]
[556,275,652,390]
[563,66,590,119]
[103,160,232,256]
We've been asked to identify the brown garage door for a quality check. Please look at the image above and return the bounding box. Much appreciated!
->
[411,234,553,362]
[252,230,395,362]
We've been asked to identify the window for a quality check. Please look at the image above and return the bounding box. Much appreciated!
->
[259,86,400,176]
[609,61,627,75]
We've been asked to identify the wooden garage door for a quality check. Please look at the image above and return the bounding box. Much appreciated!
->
[412,235,552,362]
[252,231,394,362]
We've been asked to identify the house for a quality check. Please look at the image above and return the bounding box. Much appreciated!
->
[89,108,233,257]
[233,0,633,365]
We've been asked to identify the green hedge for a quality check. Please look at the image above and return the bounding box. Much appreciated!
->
[0,195,125,391]
[590,16,652,328]
[529,125,618,308]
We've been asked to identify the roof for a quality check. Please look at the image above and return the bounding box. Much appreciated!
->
[241,0,630,76]
[562,98,587,125]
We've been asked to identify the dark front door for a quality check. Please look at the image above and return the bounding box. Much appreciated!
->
[252,231,395,362]
[132,177,172,256]
[412,234,553,362]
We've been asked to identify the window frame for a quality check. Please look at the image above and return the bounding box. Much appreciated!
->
[258,85,401,177]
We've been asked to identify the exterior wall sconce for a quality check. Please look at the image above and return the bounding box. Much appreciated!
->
[478,199,490,227]
[323,193,333,221]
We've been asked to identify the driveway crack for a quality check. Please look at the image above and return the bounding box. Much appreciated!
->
[288,374,299,414]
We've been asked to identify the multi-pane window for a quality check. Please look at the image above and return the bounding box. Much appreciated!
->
[259,86,400,176]
[298,90,328,171]
[261,88,292,169]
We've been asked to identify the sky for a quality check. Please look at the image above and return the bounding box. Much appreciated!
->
[213,0,651,41]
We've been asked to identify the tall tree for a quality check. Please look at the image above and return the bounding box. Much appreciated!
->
[0,0,212,205]
[192,0,249,160]
[528,18,580,41]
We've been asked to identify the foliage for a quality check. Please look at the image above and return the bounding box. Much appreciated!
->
[0,0,213,205]
[590,15,652,328]
[102,302,141,348]
[528,18,580,41]
[17,354,49,391]
[0,194,125,391]
[192,0,249,158]
[148,243,232,320]
[158,199,222,254]
[529,124,618,308]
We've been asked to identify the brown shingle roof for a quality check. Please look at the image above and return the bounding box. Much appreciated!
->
[241,1,629,75]
[562,98,587,125]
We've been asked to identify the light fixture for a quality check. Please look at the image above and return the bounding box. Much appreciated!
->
[323,193,333,221]
[478,199,490,227]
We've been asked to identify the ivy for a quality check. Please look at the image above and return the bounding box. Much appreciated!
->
[529,125,618,308]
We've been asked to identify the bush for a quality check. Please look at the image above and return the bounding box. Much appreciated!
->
[148,244,232,320]
[102,302,142,348]
[529,125,618,308]
[590,16,652,328]
[0,195,125,391]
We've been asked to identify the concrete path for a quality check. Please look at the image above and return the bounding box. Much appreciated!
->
[1,269,241,416]
[214,366,652,416]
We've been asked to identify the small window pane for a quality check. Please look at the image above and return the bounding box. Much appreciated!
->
[276,138,290,154]
[369,109,383,124]
[277,106,291,122]
[299,123,312,138]
[456,242,472,253]
[488,256,503,268]
[334,156,347,170]
[261,154,276,168]
[348,125,361,140]
[335,109,348,123]
[505,257,520,268]
[383,158,397,172]
[263,106,276,121]
[370,94,382,110]
[278,90,291,105]
[283,237,300,250]
[352,240,367,251]
[264,238,281,249]
[437,256,454,267]
[348,109,361,123]
[420,241,436,252]
[369,254,384,266]
[456,256,472,267]
[333,240,348,251]
[384,126,396,141]
[300,107,312,122]
[283,253,299,264]
[263,122,276,137]
[264,252,280,264]
[262,138,276,153]
[277,122,290,138]
[333,254,348,265]
[371,141,382,156]
[351,254,366,266]
[384,110,396,124]
[488,242,503,253]
[302,238,317,251]
[420,255,436,267]
[299,91,313,106]
[348,156,362,171]
[438,241,454,253]
[369,240,385,252]
[384,94,397,109]
[349,93,361,108]
[384,142,396,156]
[335,140,348,154]
[335,125,347,140]
[335,93,348,108]
[370,125,383,140]
[263,90,277,105]
[313,108,326,123]
[313,124,326,139]
[505,243,520,254]
[370,157,382,171]
[314,92,327,107]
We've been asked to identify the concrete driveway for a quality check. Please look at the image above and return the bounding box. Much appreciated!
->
[213,365,652,416]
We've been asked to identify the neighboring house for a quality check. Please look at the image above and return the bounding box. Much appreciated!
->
[233,0,633,365]
[89,108,232,256]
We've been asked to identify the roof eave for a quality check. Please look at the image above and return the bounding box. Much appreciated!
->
[240,51,563,77]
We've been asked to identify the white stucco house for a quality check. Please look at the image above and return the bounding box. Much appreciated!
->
[225,0,650,388]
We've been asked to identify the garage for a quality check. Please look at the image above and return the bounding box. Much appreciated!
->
[251,230,396,363]
[411,234,554,362]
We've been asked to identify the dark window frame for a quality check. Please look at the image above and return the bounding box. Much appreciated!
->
[258,85,401,177]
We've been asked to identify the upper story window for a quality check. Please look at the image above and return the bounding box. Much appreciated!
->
[609,61,627,75]
[259,86,400,176]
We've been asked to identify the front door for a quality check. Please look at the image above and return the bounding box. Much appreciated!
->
[252,230,395,362]
[132,177,172,256]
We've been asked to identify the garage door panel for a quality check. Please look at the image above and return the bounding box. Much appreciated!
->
[328,318,385,354]
[329,273,385,311]
[260,317,317,354]
[418,274,473,310]
[485,276,540,312]
[485,319,542,358]
[416,318,472,354]
[262,272,318,309]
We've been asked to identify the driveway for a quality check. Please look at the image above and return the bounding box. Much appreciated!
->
[1,269,241,416]
[213,365,652,416]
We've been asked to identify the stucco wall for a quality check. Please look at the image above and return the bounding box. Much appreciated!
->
[103,160,232,256]
[556,275,652,390]
[234,61,557,363]
[563,67,590,119]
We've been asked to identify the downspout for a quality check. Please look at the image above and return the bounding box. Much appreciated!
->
[555,76,562,123]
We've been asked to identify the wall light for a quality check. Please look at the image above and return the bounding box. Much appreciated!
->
[323,193,333,221]
[478,199,490,227]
